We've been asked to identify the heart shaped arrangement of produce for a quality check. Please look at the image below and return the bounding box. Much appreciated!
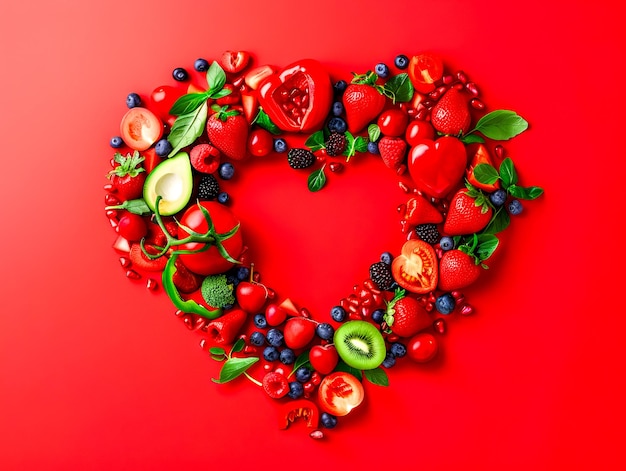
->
[103,50,543,438]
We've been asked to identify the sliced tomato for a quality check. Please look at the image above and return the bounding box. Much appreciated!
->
[391,240,438,294]
[408,53,444,94]
[466,143,501,192]
[220,50,251,74]
[120,107,163,151]
[244,65,276,90]
[317,372,364,417]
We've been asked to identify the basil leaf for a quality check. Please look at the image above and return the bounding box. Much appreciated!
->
[461,133,485,144]
[364,367,389,387]
[384,73,414,103]
[482,207,510,235]
[305,130,326,151]
[291,351,311,376]
[475,234,499,262]
[167,101,208,156]
[212,357,259,384]
[509,184,544,200]
[209,347,226,356]
[368,124,381,143]
[253,109,282,135]
[473,163,500,185]
[308,167,326,192]
[473,110,528,140]
[105,198,152,215]
[230,338,245,354]
[210,88,232,100]
[169,92,209,116]
[206,61,226,93]
[354,136,369,153]
[499,158,518,188]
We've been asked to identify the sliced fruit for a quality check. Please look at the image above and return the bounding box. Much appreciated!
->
[318,372,365,416]
[391,240,438,294]
[120,107,163,151]
[333,320,386,370]
[143,152,193,216]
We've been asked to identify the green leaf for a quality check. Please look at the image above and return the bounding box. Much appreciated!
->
[104,198,152,216]
[230,338,245,354]
[383,73,414,103]
[482,207,510,235]
[290,351,311,376]
[210,88,233,100]
[473,110,528,141]
[169,92,209,116]
[364,367,389,387]
[475,234,499,262]
[509,185,544,200]
[353,136,369,153]
[253,109,282,135]
[167,101,208,156]
[308,166,326,192]
[499,158,518,188]
[209,347,226,356]
[212,357,259,384]
[305,130,326,151]
[368,124,381,143]
[473,163,500,185]
[206,61,226,94]
[461,133,485,144]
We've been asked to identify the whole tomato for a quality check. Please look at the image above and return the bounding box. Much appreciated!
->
[257,59,333,133]
[177,201,244,276]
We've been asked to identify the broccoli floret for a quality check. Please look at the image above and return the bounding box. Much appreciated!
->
[200,274,235,308]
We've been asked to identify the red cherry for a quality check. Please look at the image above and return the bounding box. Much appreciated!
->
[283,317,316,350]
[407,332,438,363]
[309,344,339,375]
[236,281,268,313]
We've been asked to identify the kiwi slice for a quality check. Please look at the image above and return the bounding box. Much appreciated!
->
[334,320,386,370]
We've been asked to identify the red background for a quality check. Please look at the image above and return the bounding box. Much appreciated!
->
[1,1,624,469]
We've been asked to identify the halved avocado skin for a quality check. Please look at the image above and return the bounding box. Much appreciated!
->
[143,152,193,216]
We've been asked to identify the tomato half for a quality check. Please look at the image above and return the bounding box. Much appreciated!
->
[407,53,444,94]
[318,372,364,417]
[120,107,164,151]
[257,59,333,133]
[177,202,244,276]
[391,240,438,294]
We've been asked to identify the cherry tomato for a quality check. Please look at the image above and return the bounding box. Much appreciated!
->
[407,332,438,363]
[257,59,333,133]
[177,201,244,276]
[119,107,164,151]
[391,240,438,294]
[220,50,251,74]
[116,212,147,242]
[466,143,501,192]
[247,128,274,157]
[318,372,364,416]
[405,119,435,147]
[408,53,444,94]
[377,108,409,137]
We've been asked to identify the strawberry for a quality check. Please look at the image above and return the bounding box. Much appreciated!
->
[378,136,407,170]
[107,151,146,201]
[343,71,386,134]
[443,187,493,236]
[403,194,443,225]
[206,106,249,161]
[205,308,247,345]
[438,249,482,291]
[430,87,471,136]
[384,289,431,338]
[129,243,167,272]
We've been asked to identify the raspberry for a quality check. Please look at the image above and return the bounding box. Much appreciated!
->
[262,371,289,399]
[287,148,315,169]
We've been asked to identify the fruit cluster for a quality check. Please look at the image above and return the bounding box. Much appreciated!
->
[103,50,543,438]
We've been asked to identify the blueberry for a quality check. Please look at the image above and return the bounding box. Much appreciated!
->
[266,328,284,347]
[295,366,312,383]
[263,346,279,362]
[253,313,268,329]
[439,236,454,251]
[194,58,210,72]
[508,199,523,215]
[320,412,338,429]
[367,141,379,155]
[394,54,409,69]
[328,117,347,134]
[333,80,347,94]
[126,92,141,108]
[287,381,304,399]
[155,138,172,157]
[236,266,250,281]
[217,192,230,205]
[273,138,287,153]
[316,323,334,340]
[110,136,124,148]
[280,348,296,365]
[489,189,507,207]
[375,63,390,78]
[390,342,407,358]
[172,67,189,82]
[371,309,385,324]
[380,252,393,265]
[330,306,347,323]
[218,162,235,180]
[250,331,265,346]
[382,352,396,368]
[332,101,344,116]
[435,293,456,314]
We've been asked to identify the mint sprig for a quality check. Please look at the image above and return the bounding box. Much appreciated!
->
[474,157,544,200]
[462,110,529,143]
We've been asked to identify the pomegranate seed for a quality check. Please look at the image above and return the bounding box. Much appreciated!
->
[406,231,418,241]
[253,272,261,282]
[415,108,429,120]
[465,82,479,96]
[232,76,245,88]
[310,372,321,385]
[417,296,428,307]
[435,247,443,258]
[146,278,158,291]
[451,291,463,300]
[274,366,286,376]
[267,288,276,299]
[182,315,195,330]
[125,269,140,280]
[434,318,446,334]
[456,71,468,84]
[428,89,442,100]
[398,181,411,193]
[407,108,417,117]
[425,302,434,312]
[244,345,257,354]
[174,309,184,317]
[470,98,485,110]
[443,74,454,85]
[495,145,505,159]
[428,293,437,303]
[396,164,407,176]
[300,308,311,318]
[348,311,363,320]
[460,304,474,316]
[303,381,315,393]
[387,334,399,343]
[103,183,116,193]
[329,162,344,173]
[310,430,324,440]
[199,339,207,349]
[119,257,131,268]
[105,194,120,206]
[106,209,118,219]
[109,218,119,229]
[422,99,434,109]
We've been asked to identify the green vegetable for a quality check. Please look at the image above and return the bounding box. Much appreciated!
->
[201,274,236,308]
[211,339,261,385]
[308,165,326,192]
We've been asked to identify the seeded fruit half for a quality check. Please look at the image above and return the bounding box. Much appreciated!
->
[333,320,386,370]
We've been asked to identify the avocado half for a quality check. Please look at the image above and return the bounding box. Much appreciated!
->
[143,152,193,216]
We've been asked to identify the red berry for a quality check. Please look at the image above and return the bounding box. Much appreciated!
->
[262,371,289,399]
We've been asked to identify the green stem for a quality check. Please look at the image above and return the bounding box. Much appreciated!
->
[244,371,262,387]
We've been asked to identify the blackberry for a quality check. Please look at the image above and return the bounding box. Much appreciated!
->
[197,174,220,200]
[369,262,394,291]
[287,148,315,169]
[325,132,347,157]
[416,223,440,245]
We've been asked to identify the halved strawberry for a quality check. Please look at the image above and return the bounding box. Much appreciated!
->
[129,243,167,272]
